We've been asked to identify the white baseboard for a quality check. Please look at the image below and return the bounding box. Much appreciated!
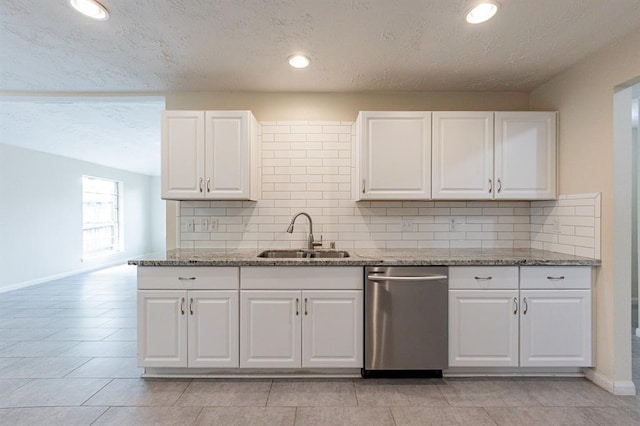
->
[585,368,637,395]
[0,252,154,294]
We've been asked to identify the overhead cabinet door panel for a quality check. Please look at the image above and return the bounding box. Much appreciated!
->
[205,112,249,197]
[358,112,431,200]
[495,112,557,199]
[432,112,494,199]
[161,111,205,199]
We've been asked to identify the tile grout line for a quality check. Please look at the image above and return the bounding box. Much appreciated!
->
[88,406,110,425]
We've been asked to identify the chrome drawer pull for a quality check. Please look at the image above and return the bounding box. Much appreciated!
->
[178,277,196,280]
[474,276,492,281]
[513,297,518,314]
[180,297,185,315]
[523,297,528,315]
[547,276,565,280]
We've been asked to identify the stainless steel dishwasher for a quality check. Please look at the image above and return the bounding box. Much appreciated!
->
[363,266,448,378]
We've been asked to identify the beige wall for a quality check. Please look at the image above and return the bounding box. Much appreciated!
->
[166,91,529,121]
[164,91,529,249]
[530,28,640,391]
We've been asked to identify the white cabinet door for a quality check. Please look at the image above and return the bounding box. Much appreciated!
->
[161,111,205,200]
[495,112,557,199]
[449,289,519,367]
[520,289,592,367]
[188,290,239,368]
[138,290,188,367]
[301,291,363,368]
[204,111,251,199]
[432,112,494,199]
[356,111,431,200]
[240,290,301,368]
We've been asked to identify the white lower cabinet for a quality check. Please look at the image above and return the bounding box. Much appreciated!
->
[138,290,188,368]
[138,290,239,368]
[188,290,239,367]
[449,289,519,367]
[240,267,364,369]
[240,290,363,368]
[448,266,593,368]
[302,291,363,368]
[136,266,240,369]
[240,290,301,368]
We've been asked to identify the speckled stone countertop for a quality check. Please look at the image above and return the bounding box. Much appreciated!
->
[129,248,600,267]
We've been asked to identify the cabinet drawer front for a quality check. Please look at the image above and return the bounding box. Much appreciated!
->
[138,267,239,290]
[520,266,591,290]
[241,267,363,290]
[449,267,518,290]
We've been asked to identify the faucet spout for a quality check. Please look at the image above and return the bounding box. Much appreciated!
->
[287,212,321,250]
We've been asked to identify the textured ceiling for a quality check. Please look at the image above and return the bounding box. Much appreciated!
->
[1,0,639,175]
[0,97,165,175]
[2,0,640,92]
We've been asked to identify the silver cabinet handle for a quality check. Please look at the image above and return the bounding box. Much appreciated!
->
[304,298,308,316]
[474,276,492,281]
[178,277,196,281]
[523,297,528,315]
[180,297,185,315]
[489,179,492,193]
[547,276,565,280]
[207,177,211,192]
[199,178,203,192]
[497,178,502,193]
[367,275,447,281]
[362,180,366,194]
[189,297,194,315]
[295,298,299,316]
[513,297,518,314]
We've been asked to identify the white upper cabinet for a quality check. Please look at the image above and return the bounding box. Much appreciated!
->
[432,112,494,199]
[161,110,259,200]
[355,111,432,200]
[495,112,557,200]
[432,111,556,200]
[161,111,205,200]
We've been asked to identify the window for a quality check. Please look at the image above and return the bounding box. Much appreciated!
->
[82,176,122,258]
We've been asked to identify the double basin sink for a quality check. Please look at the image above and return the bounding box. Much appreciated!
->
[257,249,350,259]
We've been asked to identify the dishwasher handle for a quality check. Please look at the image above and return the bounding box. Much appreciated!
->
[367,274,447,282]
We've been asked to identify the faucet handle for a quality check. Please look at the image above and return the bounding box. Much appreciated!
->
[312,235,323,248]
[329,241,336,249]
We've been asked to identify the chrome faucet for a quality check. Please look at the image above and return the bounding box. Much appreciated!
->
[286,212,322,250]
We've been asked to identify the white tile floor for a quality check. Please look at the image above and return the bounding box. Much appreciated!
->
[0,264,639,425]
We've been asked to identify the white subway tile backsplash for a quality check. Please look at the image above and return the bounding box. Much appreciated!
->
[176,121,600,257]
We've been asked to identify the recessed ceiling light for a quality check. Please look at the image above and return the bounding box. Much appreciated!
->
[70,0,110,21]
[466,1,499,24]
[288,55,310,69]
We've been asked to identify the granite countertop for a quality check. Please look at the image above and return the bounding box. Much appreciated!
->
[129,248,600,267]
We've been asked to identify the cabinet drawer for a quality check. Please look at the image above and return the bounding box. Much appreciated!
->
[449,267,518,290]
[520,266,591,290]
[241,267,363,290]
[138,267,239,290]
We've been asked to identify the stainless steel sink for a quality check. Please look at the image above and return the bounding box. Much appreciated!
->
[257,249,350,259]
[257,250,308,258]
[309,250,350,258]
